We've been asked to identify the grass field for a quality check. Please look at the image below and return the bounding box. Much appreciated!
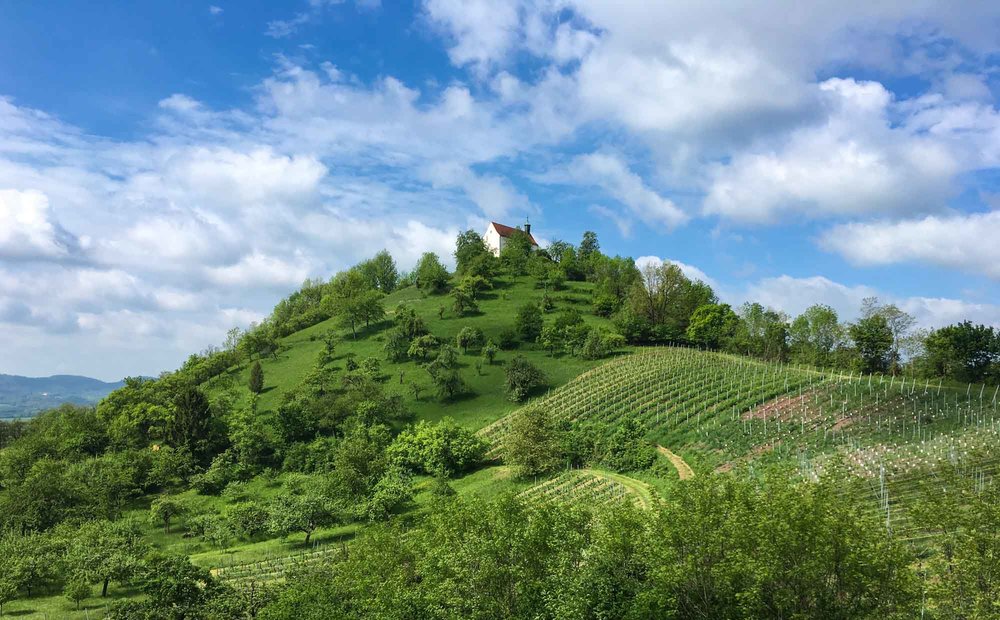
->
[205,276,626,432]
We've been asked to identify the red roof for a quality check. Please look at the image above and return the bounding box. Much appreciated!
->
[490,221,538,246]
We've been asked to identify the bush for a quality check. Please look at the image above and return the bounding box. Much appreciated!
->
[387,419,488,477]
[497,328,519,350]
[515,303,544,343]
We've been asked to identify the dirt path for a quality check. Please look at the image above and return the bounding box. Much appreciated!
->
[656,445,694,480]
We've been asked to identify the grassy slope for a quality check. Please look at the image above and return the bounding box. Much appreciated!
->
[208,275,625,432]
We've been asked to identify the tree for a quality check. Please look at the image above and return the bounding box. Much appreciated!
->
[579,230,600,259]
[150,495,185,534]
[249,360,264,395]
[482,340,499,365]
[324,269,381,339]
[451,284,479,316]
[538,324,563,356]
[503,407,560,478]
[226,501,271,539]
[414,252,450,293]
[789,304,844,367]
[408,334,439,361]
[426,347,467,401]
[685,303,739,349]
[168,386,221,463]
[64,519,148,597]
[133,554,223,617]
[733,302,789,361]
[240,321,279,360]
[454,230,491,275]
[456,327,485,354]
[850,314,894,374]
[862,298,915,374]
[504,355,547,402]
[499,230,535,275]
[384,328,410,362]
[358,250,399,293]
[917,321,1000,383]
[387,419,487,477]
[515,302,544,343]
[268,490,338,545]
[64,573,91,610]
[366,468,414,522]
[628,261,716,342]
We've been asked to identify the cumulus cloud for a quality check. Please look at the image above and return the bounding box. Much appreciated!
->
[0,189,76,259]
[563,153,687,230]
[819,210,1000,279]
[703,78,962,223]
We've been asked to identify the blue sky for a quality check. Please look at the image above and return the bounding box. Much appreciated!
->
[1,0,999,380]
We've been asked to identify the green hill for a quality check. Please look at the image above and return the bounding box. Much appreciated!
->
[204,275,626,432]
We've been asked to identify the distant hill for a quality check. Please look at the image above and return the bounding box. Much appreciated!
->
[0,374,125,419]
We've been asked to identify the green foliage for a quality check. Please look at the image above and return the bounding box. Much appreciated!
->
[357,249,399,293]
[686,302,740,349]
[63,573,91,610]
[626,260,716,342]
[503,406,560,478]
[168,386,224,464]
[916,320,1000,383]
[407,334,439,361]
[514,302,543,343]
[384,329,408,364]
[150,495,185,533]
[393,303,427,338]
[387,418,487,477]
[249,360,265,395]
[580,328,626,360]
[414,252,450,293]
[268,486,339,544]
[850,313,894,373]
[789,303,846,367]
[366,468,413,522]
[504,355,547,402]
[731,302,789,361]
[455,326,485,353]
[454,230,491,275]
[482,339,499,364]
[226,501,271,539]
[62,518,148,597]
[450,283,479,316]
[499,229,535,275]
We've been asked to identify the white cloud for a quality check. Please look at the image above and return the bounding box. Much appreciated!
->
[0,189,73,259]
[820,210,1000,279]
[209,5,223,15]
[565,153,687,230]
[423,0,522,70]
[422,161,531,220]
[703,78,962,223]
[206,252,312,289]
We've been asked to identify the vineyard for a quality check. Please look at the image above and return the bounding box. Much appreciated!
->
[518,469,653,509]
[483,347,1000,533]
[210,543,346,585]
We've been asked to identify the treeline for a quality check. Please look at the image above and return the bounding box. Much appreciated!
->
[145,468,997,620]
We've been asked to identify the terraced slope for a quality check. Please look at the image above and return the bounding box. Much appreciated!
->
[483,347,1000,531]
[519,469,653,509]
